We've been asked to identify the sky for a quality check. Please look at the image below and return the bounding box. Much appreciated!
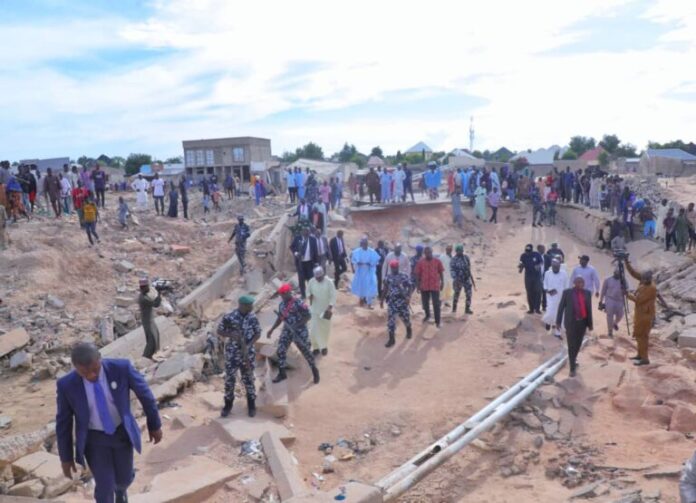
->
[1,0,695,161]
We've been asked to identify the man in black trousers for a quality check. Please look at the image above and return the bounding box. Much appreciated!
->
[518,244,544,314]
[290,227,318,299]
[555,276,593,377]
[329,230,348,287]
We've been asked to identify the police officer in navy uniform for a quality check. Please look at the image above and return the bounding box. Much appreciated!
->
[218,295,261,417]
[381,260,414,348]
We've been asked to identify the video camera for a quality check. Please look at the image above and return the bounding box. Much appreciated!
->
[152,278,174,293]
[612,249,630,262]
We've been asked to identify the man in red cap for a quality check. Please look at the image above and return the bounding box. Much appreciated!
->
[266,284,320,384]
[381,260,414,347]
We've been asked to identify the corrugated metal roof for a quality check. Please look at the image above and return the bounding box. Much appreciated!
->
[646,148,696,161]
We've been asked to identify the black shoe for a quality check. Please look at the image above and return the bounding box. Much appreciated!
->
[569,368,577,377]
[629,355,641,361]
[272,369,288,383]
[465,308,473,314]
[526,310,534,314]
[115,491,128,503]
[634,359,650,366]
[545,324,551,330]
[406,326,412,339]
[220,399,233,418]
[385,336,395,348]
[247,396,256,418]
[613,324,620,331]
[312,349,320,356]
[311,365,320,384]
[534,310,542,314]
[321,348,328,356]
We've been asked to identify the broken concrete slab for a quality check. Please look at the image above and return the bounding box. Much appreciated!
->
[245,268,265,295]
[153,353,204,383]
[261,431,308,501]
[130,457,240,503]
[100,316,182,361]
[198,390,223,410]
[0,423,56,468]
[99,316,114,345]
[257,359,289,418]
[113,260,135,273]
[0,328,30,359]
[213,416,295,447]
[643,465,683,478]
[678,328,696,349]
[10,351,32,370]
[171,413,194,430]
[151,370,194,403]
[8,479,44,498]
[243,471,273,501]
[114,296,135,308]
[11,451,73,498]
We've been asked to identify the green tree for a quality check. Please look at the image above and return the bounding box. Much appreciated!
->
[568,136,596,157]
[295,142,324,160]
[77,155,94,167]
[396,150,403,161]
[125,153,152,176]
[350,153,366,168]
[614,143,638,158]
[553,150,560,160]
[164,156,183,164]
[370,146,383,158]
[337,143,358,162]
[598,150,611,167]
[599,134,620,154]
[281,151,298,162]
[472,150,483,159]
[561,149,578,160]
[110,156,126,168]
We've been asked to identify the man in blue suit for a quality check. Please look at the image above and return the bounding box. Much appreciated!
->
[56,342,163,503]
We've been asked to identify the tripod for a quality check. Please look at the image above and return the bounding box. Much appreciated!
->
[614,257,632,338]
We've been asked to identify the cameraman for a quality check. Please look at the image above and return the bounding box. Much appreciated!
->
[624,259,657,366]
[599,268,626,338]
[138,277,162,360]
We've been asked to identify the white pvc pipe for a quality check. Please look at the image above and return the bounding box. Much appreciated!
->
[375,348,565,490]
[382,356,567,501]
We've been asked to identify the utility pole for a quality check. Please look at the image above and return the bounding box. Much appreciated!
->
[469,116,475,152]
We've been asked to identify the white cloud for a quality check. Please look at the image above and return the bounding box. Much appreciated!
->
[0,0,695,159]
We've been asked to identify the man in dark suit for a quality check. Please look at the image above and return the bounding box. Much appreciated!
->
[329,230,348,287]
[555,276,593,377]
[290,227,319,298]
[57,342,162,503]
[293,198,311,221]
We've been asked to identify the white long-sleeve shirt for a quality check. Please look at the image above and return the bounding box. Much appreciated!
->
[570,265,601,294]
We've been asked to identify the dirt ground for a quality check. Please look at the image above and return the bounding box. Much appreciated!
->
[2,191,694,502]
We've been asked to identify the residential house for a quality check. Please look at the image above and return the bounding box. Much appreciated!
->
[182,137,272,189]
[446,148,485,168]
[366,155,386,169]
[639,148,696,176]
[511,146,565,177]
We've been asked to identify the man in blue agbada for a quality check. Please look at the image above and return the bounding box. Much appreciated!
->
[351,236,380,308]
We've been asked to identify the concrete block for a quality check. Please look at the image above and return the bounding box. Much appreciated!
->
[8,479,44,498]
[260,431,308,501]
[10,351,33,370]
[11,451,72,498]
[114,296,135,307]
[258,359,289,418]
[245,269,265,294]
[171,413,195,430]
[153,353,204,382]
[0,328,30,359]
[113,260,135,273]
[0,423,56,467]
[151,370,194,403]
[100,316,182,360]
[130,457,240,503]
[213,416,295,447]
[679,329,696,349]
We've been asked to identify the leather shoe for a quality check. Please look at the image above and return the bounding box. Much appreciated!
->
[634,359,650,366]
[116,491,128,503]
